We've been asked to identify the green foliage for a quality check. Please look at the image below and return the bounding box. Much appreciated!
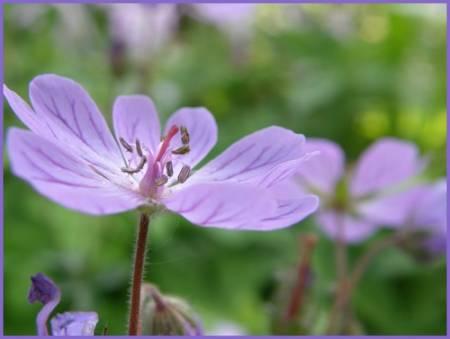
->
[3,4,446,335]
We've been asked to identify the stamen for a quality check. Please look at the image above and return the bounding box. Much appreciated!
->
[166,161,173,177]
[178,165,191,183]
[119,137,133,152]
[155,175,168,186]
[172,145,190,155]
[121,157,147,174]
[136,139,143,157]
[156,125,179,162]
[180,126,190,145]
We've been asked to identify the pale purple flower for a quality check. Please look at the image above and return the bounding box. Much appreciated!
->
[190,4,256,44]
[294,138,423,243]
[5,74,318,230]
[108,4,178,66]
[28,273,98,336]
[402,180,447,254]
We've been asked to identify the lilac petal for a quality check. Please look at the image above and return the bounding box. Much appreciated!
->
[3,84,49,137]
[51,312,98,336]
[28,74,121,163]
[316,211,379,243]
[8,128,144,215]
[295,138,345,194]
[350,138,421,197]
[357,190,419,227]
[28,273,61,336]
[194,126,309,185]
[113,95,161,155]
[410,180,447,234]
[240,180,319,230]
[163,182,277,229]
[164,107,217,170]
[251,195,319,230]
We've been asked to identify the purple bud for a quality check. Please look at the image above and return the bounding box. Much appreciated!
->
[28,273,61,336]
[28,273,60,305]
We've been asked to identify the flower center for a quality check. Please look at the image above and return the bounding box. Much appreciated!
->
[119,125,192,199]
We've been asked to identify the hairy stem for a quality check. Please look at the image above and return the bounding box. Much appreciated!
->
[128,213,150,335]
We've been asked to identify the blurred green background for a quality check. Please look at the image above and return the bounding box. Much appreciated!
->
[3,4,446,335]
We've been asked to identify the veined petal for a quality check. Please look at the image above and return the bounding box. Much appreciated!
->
[245,181,318,230]
[51,312,98,336]
[194,126,308,184]
[316,211,379,244]
[249,195,319,230]
[113,95,161,155]
[295,138,345,194]
[29,74,121,163]
[163,182,277,229]
[164,107,217,170]
[7,128,143,215]
[350,138,422,198]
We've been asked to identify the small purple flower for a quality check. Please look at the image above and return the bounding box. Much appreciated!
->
[28,273,98,336]
[191,4,256,40]
[107,4,178,66]
[5,74,318,230]
[294,138,424,243]
[402,180,447,254]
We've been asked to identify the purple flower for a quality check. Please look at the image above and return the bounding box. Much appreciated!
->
[28,273,98,336]
[191,4,256,42]
[294,138,423,243]
[5,74,318,230]
[107,4,178,66]
[402,180,447,254]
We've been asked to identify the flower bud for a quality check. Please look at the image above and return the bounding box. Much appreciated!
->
[140,283,203,335]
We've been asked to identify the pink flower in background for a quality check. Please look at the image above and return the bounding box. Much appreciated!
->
[191,4,257,44]
[294,138,424,243]
[5,74,318,230]
[108,4,178,66]
[28,273,98,336]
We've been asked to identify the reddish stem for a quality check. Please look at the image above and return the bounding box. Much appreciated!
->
[284,234,317,323]
[128,213,150,335]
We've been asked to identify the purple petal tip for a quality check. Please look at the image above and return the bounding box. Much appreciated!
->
[28,273,60,305]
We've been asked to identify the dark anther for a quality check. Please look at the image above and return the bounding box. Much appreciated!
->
[166,161,173,177]
[136,139,143,157]
[119,137,133,152]
[121,157,147,174]
[172,145,190,155]
[178,165,191,184]
[180,126,190,145]
[155,175,168,186]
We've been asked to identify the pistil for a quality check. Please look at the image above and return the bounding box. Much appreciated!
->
[156,125,179,162]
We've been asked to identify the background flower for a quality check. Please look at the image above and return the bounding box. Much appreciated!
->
[295,138,424,243]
